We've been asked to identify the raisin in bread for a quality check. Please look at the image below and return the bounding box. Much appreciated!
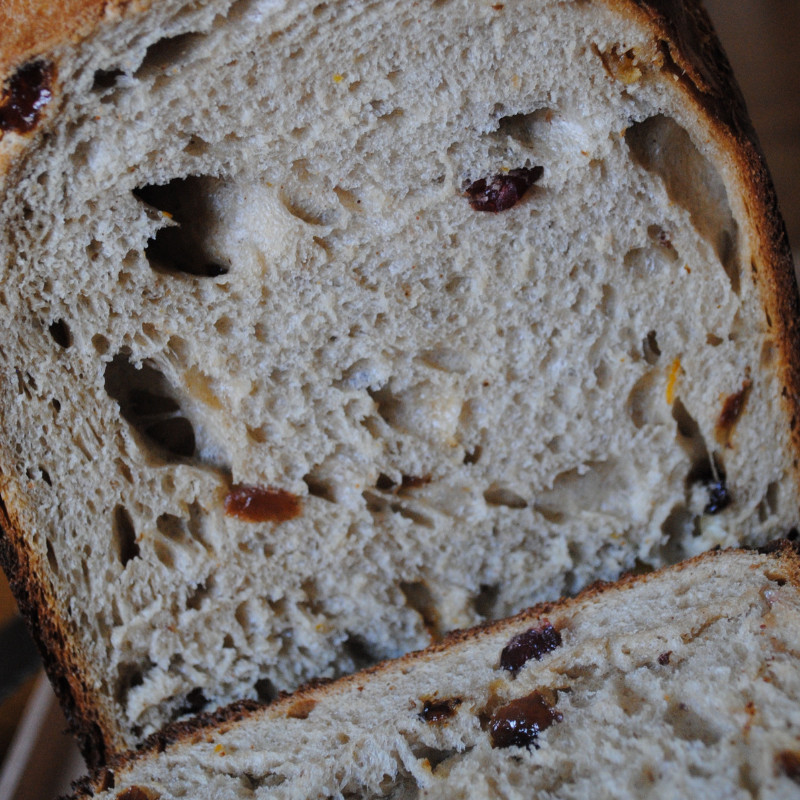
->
[64,544,800,799]
[1,0,799,762]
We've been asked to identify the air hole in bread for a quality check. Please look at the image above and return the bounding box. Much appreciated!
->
[393,503,435,528]
[600,283,615,318]
[134,32,206,80]
[534,503,564,524]
[473,583,499,619]
[463,445,482,465]
[409,742,458,771]
[46,539,59,575]
[627,370,658,429]
[133,178,231,277]
[254,677,278,703]
[115,661,148,705]
[343,633,377,670]
[91,68,125,93]
[642,331,661,364]
[105,353,200,463]
[400,581,440,640]
[185,579,212,611]
[178,687,208,716]
[183,136,210,157]
[112,505,140,567]
[303,473,336,503]
[483,486,527,509]
[594,359,611,389]
[672,397,710,481]
[758,481,781,523]
[666,700,721,745]
[626,115,740,294]
[646,224,679,259]
[48,319,72,349]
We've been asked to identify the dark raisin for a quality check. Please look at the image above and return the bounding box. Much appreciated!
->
[465,166,543,212]
[704,480,731,515]
[0,60,54,134]
[657,651,672,665]
[500,621,562,672]
[488,692,562,749]
[419,696,462,723]
[224,485,302,523]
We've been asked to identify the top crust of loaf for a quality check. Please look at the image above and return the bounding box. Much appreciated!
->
[1,0,799,767]
[62,540,800,798]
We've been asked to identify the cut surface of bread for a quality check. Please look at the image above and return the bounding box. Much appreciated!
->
[1,0,799,760]
[66,545,800,799]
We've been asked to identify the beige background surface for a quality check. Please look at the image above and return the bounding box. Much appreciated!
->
[1,0,799,788]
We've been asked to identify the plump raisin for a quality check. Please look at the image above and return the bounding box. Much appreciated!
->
[224,485,302,523]
[465,166,543,212]
[658,651,672,665]
[500,621,562,672]
[419,696,462,723]
[488,692,562,749]
[0,60,54,134]
[704,479,731,515]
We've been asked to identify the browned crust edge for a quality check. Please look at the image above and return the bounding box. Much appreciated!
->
[60,540,800,799]
[0,0,798,772]
[0,0,152,79]
[0,492,113,766]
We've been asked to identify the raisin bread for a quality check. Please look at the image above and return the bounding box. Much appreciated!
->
[1,0,799,762]
[65,544,800,799]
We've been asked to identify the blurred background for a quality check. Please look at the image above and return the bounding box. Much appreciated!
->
[0,0,798,796]
[705,0,799,252]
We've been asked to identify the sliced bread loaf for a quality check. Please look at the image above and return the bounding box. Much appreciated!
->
[64,544,800,799]
[1,0,799,760]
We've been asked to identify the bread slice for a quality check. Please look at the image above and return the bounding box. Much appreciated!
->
[63,543,800,799]
[1,0,799,761]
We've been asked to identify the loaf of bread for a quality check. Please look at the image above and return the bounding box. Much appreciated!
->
[63,544,800,798]
[1,0,799,762]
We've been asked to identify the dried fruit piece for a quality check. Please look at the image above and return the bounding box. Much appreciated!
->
[658,651,672,665]
[224,485,302,523]
[704,478,732,515]
[465,166,543,212]
[500,621,562,672]
[0,60,54,135]
[715,379,751,447]
[488,691,562,749]
[419,696,462,723]
[286,696,317,719]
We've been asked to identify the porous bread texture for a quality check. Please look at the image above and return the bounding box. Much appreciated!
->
[0,0,797,754]
[68,547,800,799]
